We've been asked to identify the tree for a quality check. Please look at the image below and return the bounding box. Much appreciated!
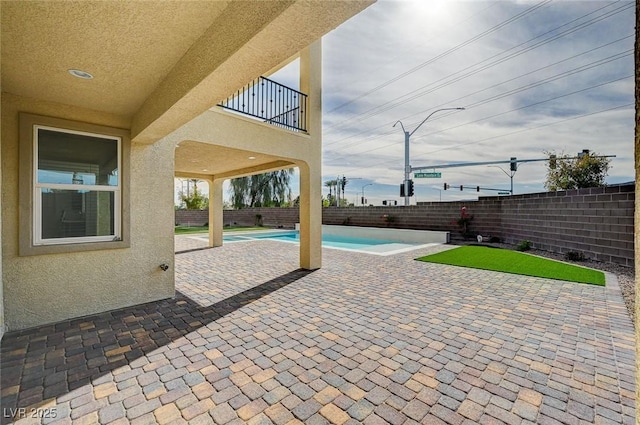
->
[544,150,611,191]
[229,169,294,209]
[179,179,208,210]
[324,179,338,206]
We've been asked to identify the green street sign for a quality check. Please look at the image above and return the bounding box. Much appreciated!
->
[498,192,510,195]
[414,172,442,178]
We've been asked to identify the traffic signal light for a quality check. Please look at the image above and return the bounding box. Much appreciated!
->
[476,186,480,192]
[383,200,387,206]
[444,183,449,190]
[510,157,517,171]
[408,180,414,197]
[400,183,405,197]
[341,176,347,190]
[460,185,463,191]
[549,154,556,169]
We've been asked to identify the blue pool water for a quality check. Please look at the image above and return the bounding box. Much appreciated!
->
[223,231,401,250]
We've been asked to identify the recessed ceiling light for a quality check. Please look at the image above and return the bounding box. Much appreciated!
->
[68,69,93,79]
[248,156,256,160]
[202,169,208,172]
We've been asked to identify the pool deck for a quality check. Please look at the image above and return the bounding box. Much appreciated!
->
[0,235,635,424]
[182,232,439,257]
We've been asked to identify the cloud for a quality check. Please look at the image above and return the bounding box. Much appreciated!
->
[317,0,634,205]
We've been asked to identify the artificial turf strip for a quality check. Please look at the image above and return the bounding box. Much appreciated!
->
[416,246,605,286]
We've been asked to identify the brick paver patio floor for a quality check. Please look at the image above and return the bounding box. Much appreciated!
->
[1,237,635,424]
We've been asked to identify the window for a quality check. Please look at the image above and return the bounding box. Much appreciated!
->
[20,114,130,255]
[34,127,121,245]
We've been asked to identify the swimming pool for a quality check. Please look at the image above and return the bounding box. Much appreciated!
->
[215,230,441,255]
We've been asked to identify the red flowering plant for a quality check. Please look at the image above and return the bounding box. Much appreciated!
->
[381,214,397,227]
[452,206,474,239]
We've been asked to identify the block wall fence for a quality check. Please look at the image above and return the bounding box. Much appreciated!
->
[175,184,634,266]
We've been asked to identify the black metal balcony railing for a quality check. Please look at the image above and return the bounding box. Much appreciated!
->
[218,76,308,132]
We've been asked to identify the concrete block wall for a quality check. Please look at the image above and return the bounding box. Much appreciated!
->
[498,185,634,266]
[176,208,299,228]
[321,203,499,238]
[222,208,299,228]
[174,209,209,226]
[176,185,634,266]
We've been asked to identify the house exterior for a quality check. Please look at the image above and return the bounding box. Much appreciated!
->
[0,1,374,337]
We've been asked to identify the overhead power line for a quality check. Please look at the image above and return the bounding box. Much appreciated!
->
[336,102,633,176]
[326,48,632,154]
[412,73,632,144]
[340,73,632,160]
[325,1,632,134]
[412,102,633,162]
[325,34,632,151]
[325,0,553,116]
[396,35,632,131]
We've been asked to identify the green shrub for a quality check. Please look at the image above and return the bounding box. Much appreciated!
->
[454,216,474,240]
[516,240,532,251]
[381,214,397,226]
[564,251,585,261]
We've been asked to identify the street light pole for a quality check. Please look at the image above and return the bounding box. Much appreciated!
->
[361,183,373,206]
[394,107,465,206]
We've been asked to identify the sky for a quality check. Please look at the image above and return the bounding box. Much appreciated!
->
[177,0,635,206]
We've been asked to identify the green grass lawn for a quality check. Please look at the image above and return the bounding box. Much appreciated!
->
[175,226,208,234]
[224,226,269,232]
[417,245,605,285]
[174,225,268,235]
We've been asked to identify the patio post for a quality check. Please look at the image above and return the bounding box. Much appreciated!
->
[298,40,322,270]
[209,178,224,247]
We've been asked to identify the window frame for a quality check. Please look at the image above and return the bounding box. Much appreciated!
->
[33,125,122,245]
[19,113,130,256]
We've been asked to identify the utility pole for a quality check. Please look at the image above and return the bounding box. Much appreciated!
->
[394,107,465,206]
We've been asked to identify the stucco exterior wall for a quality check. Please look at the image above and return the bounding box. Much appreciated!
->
[1,93,175,331]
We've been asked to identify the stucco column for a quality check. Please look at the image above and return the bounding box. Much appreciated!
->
[209,179,224,247]
[299,163,322,269]
[298,40,322,270]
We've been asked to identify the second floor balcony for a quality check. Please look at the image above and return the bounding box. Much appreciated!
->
[218,76,308,133]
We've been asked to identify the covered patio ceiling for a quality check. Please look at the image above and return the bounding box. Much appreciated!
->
[1,0,373,144]
[174,141,295,180]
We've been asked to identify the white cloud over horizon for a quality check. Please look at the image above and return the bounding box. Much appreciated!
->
[319,0,634,204]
